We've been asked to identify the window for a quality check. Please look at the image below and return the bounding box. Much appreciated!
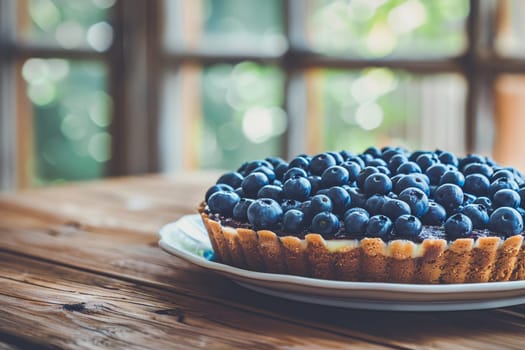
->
[2,0,525,190]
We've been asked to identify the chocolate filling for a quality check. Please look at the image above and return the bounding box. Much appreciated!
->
[204,209,505,243]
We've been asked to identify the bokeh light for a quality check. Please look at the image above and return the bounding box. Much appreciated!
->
[23,0,113,51]
[308,0,469,58]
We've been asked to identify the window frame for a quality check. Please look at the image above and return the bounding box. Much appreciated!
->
[0,0,162,189]
[160,0,524,163]
[2,0,525,188]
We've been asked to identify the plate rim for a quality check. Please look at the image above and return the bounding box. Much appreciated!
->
[158,214,525,294]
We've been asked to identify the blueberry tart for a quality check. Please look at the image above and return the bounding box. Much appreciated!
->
[199,148,525,283]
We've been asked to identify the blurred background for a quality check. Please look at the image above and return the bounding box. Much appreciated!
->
[1,0,525,191]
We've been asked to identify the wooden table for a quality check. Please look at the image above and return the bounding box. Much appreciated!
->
[2,173,525,349]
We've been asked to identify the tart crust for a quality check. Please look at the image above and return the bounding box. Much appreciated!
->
[199,205,525,284]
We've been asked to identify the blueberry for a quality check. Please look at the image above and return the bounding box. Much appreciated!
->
[344,211,369,235]
[208,191,241,217]
[309,153,336,176]
[357,166,380,189]
[365,194,389,216]
[327,151,344,164]
[493,189,521,209]
[414,173,431,184]
[234,187,244,198]
[205,184,234,202]
[394,215,423,239]
[397,161,422,175]
[340,161,361,183]
[520,188,525,209]
[488,207,524,236]
[257,185,283,201]
[283,167,308,181]
[233,198,255,221]
[518,207,525,223]
[439,151,459,167]
[461,203,489,230]
[245,160,273,174]
[288,156,310,171]
[346,155,366,168]
[376,165,391,176]
[421,201,447,226]
[381,148,402,162]
[274,163,288,181]
[281,199,301,213]
[300,200,313,223]
[265,156,287,168]
[282,209,305,234]
[434,184,463,212]
[426,164,448,185]
[366,215,393,239]
[463,174,490,196]
[445,213,473,240]
[462,193,477,206]
[364,146,382,158]
[339,150,354,160]
[252,166,276,183]
[344,207,370,220]
[459,154,486,171]
[247,198,284,230]
[316,188,330,196]
[491,169,515,183]
[321,165,350,188]
[237,161,249,175]
[439,170,465,187]
[362,173,391,196]
[489,177,519,198]
[217,172,244,189]
[408,150,427,162]
[311,211,340,235]
[241,172,270,198]
[473,196,492,209]
[398,187,429,217]
[309,194,333,217]
[360,153,374,165]
[307,175,322,194]
[282,176,311,201]
[394,174,430,195]
[347,187,367,208]
[390,174,405,188]
[416,153,438,172]
[326,186,351,215]
[388,154,409,174]
[367,158,387,168]
[381,199,411,220]
[463,163,493,178]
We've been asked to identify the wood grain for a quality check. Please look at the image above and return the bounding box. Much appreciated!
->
[0,252,383,350]
[2,173,525,349]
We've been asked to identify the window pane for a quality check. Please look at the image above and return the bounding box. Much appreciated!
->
[163,0,286,55]
[494,0,525,57]
[305,0,469,58]
[160,62,285,171]
[305,68,467,154]
[20,59,112,186]
[17,0,114,51]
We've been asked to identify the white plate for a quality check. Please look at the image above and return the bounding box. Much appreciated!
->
[158,214,525,311]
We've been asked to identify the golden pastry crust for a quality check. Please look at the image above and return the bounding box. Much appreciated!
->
[199,207,525,284]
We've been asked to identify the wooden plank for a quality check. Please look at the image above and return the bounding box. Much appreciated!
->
[2,176,525,349]
[0,252,387,350]
[1,173,216,234]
